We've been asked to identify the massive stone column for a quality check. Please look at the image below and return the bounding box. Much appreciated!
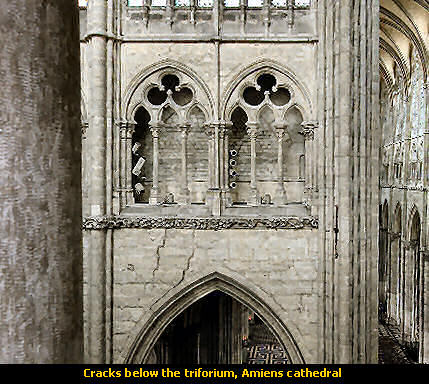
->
[317,0,380,363]
[0,0,82,363]
[86,0,108,363]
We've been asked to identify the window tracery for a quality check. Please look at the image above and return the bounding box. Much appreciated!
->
[224,70,309,206]
[123,65,313,212]
[126,70,211,206]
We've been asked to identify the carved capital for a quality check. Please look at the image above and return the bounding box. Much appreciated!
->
[300,121,318,140]
[119,121,136,139]
[204,123,215,138]
[179,124,190,138]
[219,121,232,139]
[246,122,258,139]
[149,123,162,138]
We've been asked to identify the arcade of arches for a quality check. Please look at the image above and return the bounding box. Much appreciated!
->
[0,0,428,364]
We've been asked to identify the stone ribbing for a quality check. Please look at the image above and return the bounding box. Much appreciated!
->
[86,0,108,364]
[317,0,380,363]
[83,215,318,230]
[0,1,82,363]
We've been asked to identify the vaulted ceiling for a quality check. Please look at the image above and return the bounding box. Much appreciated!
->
[380,0,428,90]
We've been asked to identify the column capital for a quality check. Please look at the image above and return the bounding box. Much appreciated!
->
[179,123,191,137]
[118,120,136,139]
[219,121,233,139]
[246,122,258,139]
[204,123,215,138]
[299,120,318,140]
[149,123,162,138]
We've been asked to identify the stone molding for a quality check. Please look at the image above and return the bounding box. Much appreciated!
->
[83,215,319,230]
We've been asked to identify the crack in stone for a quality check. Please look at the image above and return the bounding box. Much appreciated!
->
[149,230,196,310]
[175,229,196,288]
[152,228,167,279]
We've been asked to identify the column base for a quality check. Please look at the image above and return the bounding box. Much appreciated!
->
[149,187,162,205]
[248,187,259,206]
[221,189,232,209]
[207,188,222,216]
[275,184,287,205]
[178,187,191,205]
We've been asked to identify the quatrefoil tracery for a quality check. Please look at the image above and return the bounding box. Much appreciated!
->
[242,73,291,108]
[146,74,194,108]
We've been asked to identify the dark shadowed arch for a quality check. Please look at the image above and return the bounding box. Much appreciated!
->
[124,272,305,364]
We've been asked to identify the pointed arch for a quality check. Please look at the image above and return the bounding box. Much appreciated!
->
[221,59,313,121]
[393,202,402,233]
[124,272,305,364]
[407,204,422,241]
[123,59,215,122]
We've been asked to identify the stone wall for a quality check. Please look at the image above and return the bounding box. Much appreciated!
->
[111,227,319,363]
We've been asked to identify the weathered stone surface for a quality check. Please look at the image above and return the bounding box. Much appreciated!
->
[0,0,82,363]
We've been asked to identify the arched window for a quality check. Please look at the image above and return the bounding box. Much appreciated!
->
[124,69,212,207]
[224,69,310,207]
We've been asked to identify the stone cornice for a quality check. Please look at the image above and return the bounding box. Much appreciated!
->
[83,215,319,231]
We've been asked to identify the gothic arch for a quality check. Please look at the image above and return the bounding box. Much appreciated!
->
[124,272,305,364]
[123,59,215,122]
[221,59,313,121]
[393,202,402,232]
[407,204,422,241]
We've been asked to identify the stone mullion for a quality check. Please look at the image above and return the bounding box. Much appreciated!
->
[119,122,127,209]
[119,122,135,209]
[180,125,190,204]
[300,121,317,208]
[126,123,136,206]
[223,127,229,190]
[246,122,259,205]
[222,123,232,208]
[274,125,287,205]
[149,124,162,205]
[219,126,225,192]
[205,125,215,189]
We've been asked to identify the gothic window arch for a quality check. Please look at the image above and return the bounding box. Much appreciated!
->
[124,68,212,208]
[224,68,311,207]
